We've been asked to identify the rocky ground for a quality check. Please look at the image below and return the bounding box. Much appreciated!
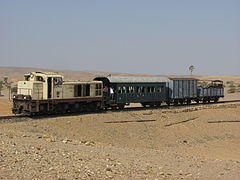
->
[1,102,240,179]
[0,72,240,179]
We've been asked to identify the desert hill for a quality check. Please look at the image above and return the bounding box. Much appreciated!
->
[1,66,240,84]
[0,66,152,82]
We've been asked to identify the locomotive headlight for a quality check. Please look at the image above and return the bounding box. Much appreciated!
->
[13,95,16,98]
[24,96,26,99]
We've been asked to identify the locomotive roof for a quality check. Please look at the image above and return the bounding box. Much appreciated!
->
[63,80,102,84]
[32,72,60,75]
[94,76,170,83]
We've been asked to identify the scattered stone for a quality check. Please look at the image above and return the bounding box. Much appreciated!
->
[37,135,43,138]
[143,111,153,115]
[106,167,112,172]
[62,138,72,144]
[49,167,55,171]
[219,172,224,176]
[85,141,95,146]
[62,140,68,144]
[224,168,231,171]
[106,170,113,178]
[15,158,24,163]
[22,134,30,137]
[45,137,56,142]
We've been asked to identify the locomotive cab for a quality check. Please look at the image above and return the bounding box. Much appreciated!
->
[16,72,63,100]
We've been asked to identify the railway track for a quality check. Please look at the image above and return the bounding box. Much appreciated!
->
[120,99,240,112]
[0,115,30,123]
[0,99,239,122]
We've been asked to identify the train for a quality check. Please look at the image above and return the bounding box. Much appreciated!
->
[12,72,224,115]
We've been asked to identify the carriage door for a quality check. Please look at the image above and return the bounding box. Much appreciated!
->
[47,77,52,99]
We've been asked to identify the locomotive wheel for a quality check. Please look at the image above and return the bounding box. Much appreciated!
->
[174,100,178,106]
[156,102,161,107]
[187,99,191,105]
[214,97,219,103]
[118,104,125,110]
[203,98,207,104]
[179,100,184,105]
[208,98,211,103]
[111,106,117,110]
[141,103,147,108]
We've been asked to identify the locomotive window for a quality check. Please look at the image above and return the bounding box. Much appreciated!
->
[36,76,44,82]
[74,85,82,97]
[95,84,102,96]
[54,77,63,85]
[86,84,90,96]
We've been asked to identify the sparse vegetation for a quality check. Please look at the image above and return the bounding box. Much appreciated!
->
[11,86,18,94]
[229,83,236,88]
[226,81,234,85]
[0,81,3,96]
[228,86,236,93]
[188,65,195,75]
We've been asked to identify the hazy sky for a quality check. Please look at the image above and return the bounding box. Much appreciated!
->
[0,0,239,75]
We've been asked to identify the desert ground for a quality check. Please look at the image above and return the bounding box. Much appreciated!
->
[0,67,240,179]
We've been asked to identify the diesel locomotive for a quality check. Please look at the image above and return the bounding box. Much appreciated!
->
[12,72,224,115]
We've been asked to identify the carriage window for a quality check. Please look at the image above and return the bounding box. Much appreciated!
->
[118,87,122,93]
[151,87,155,93]
[156,87,161,93]
[129,86,134,93]
[122,86,126,93]
[136,86,140,93]
[126,87,130,94]
[141,86,145,93]
[147,87,151,93]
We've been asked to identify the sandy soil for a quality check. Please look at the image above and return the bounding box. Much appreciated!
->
[0,90,12,116]
[1,102,240,179]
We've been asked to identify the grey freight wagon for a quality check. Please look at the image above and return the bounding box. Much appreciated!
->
[197,80,224,103]
[167,78,198,105]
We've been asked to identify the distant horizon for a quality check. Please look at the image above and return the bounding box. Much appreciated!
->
[0,65,239,77]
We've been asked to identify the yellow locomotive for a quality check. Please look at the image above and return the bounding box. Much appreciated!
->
[12,72,103,115]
